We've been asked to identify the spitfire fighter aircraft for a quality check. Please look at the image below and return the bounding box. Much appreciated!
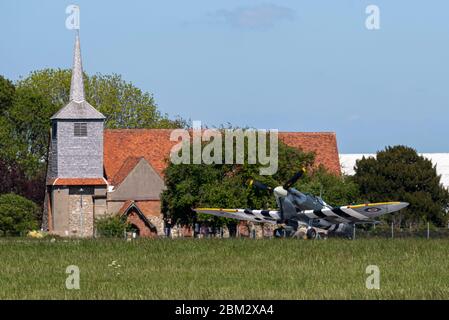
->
[194,169,409,239]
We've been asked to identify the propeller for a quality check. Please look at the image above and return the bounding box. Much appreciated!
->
[248,167,306,223]
[283,167,306,190]
[248,167,307,192]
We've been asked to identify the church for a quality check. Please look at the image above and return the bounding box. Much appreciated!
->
[43,34,341,238]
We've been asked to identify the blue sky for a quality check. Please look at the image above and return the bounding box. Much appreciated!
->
[1,0,448,153]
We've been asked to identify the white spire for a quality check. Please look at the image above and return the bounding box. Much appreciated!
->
[50,30,105,120]
[69,31,85,102]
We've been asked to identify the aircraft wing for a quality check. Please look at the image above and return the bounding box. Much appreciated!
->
[300,202,409,224]
[194,208,281,224]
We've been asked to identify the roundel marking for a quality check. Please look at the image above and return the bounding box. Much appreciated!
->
[365,207,381,213]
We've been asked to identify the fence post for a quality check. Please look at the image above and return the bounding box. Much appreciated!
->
[352,224,356,240]
[391,221,394,239]
[427,222,430,239]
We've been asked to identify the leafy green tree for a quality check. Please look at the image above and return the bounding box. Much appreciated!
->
[0,193,39,235]
[0,75,20,165]
[353,145,449,227]
[0,77,47,205]
[0,157,45,206]
[0,83,56,220]
[299,167,361,207]
[16,69,186,129]
[0,75,15,116]
[7,86,58,169]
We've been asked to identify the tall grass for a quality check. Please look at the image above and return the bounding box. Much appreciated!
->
[0,238,448,299]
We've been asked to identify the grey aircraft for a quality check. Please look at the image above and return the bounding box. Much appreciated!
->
[194,168,409,239]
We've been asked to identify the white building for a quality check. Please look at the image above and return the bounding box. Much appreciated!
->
[340,153,449,189]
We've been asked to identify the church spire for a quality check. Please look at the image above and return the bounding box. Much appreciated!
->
[69,31,85,102]
[50,30,105,120]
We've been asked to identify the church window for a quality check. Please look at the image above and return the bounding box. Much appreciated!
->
[74,123,87,137]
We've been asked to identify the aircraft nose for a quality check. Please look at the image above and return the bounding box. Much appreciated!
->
[273,186,288,197]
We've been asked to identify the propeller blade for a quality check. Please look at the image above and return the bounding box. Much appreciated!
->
[283,167,306,190]
[248,179,272,192]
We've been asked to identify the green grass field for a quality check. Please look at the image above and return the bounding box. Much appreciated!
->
[0,238,448,299]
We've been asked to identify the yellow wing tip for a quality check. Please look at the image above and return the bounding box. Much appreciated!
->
[195,208,238,213]
[348,202,401,209]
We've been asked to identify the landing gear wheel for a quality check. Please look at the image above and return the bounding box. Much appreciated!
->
[306,228,317,240]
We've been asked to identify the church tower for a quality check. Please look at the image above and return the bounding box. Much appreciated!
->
[45,32,107,237]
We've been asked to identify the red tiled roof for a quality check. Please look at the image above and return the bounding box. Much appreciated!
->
[110,156,142,186]
[103,129,341,180]
[279,132,340,175]
[104,129,173,180]
[48,178,107,186]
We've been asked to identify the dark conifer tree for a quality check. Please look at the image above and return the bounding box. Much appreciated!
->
[353,145,449,227]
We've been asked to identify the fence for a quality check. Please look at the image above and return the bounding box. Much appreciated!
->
[352,223,449,239]
[3,223,449,240]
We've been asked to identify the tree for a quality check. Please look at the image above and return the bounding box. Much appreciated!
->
[16,69,186,129]
[299,167,361,207]
[0,75,20,166]
[0,193,39,235]
[0,75,15,116]
[161,135,355,227]
[0,158,45,206]
[0,78,59,213]
[0,77,47,207]
[353,145,449,227]
[7,86,58,169]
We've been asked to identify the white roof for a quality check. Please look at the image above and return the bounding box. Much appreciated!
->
[340,153,449,189]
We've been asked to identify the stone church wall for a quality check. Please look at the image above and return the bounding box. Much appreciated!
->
[68,191,94,237]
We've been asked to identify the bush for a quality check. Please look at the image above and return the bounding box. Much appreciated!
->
[0,193,39,236]
[353,145,449,227]
[95,214,130,237]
